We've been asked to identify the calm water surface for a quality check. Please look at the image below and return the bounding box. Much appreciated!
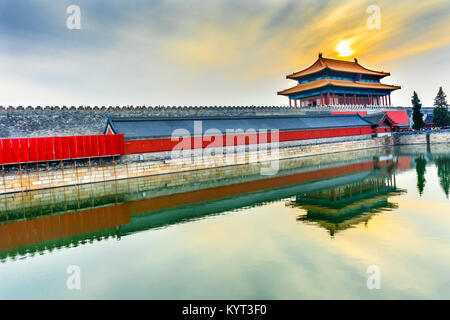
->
[0,145,449,299]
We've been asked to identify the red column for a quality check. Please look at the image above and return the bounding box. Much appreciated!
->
[368,94,370,106]
[388,95,391,106]
[344,93,346,105]
[327,92,330,106]
[289,99,292,107]
[332,93,335,106]
[294,99,297,107]
[354,94,357,105]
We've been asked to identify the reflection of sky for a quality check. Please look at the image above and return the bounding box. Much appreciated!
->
[0,0,449,107]
[0,155,449,299]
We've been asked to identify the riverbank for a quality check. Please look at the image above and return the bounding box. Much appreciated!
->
[0,135,391,194]
[0,131,448,195]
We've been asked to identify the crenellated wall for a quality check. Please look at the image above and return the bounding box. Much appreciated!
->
[0,106,311,138]
[0,105,414,138]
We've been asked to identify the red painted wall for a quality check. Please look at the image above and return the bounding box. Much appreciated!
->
[0,134,124,165]
[331,111,368,115]
[124,126,373,154]
[374,127,391,133]
[0,126,376,163]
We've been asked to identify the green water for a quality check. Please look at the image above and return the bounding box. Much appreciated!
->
[0,145,449,299]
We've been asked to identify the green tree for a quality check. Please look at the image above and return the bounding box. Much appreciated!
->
[415,156,427,196]
[433,87,450,127]
[436,156,450,198]
[411,91,425,130]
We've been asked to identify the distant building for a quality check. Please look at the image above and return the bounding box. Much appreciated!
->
[278,53,401,107]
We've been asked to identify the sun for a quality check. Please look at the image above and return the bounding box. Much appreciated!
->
[336,41,354,57]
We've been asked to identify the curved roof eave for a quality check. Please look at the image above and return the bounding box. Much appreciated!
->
[286,55,390,80]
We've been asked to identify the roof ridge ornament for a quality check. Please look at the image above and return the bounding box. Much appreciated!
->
[354,57,358,63]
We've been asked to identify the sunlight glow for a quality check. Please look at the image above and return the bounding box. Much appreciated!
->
[336,41,354,57]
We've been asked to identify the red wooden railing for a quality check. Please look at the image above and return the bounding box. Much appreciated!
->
[0,134,124,165]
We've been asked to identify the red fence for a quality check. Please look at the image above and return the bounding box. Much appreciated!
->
[124,126,373,154]
[0,134,124,165]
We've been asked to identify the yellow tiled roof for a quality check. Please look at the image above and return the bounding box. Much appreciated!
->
[278,78,401,95]
[287,55,390,79]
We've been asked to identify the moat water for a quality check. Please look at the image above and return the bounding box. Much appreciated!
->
[0,144,449,299]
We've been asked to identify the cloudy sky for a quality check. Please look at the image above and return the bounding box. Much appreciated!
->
[0,0,449,107]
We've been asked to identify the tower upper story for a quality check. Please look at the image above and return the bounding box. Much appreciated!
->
[287,53,390,84]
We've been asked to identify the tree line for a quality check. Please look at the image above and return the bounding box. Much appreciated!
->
[412,87,449,130]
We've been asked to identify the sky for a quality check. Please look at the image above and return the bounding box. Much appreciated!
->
[0,0,449,107]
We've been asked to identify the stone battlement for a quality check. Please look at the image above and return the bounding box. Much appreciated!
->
[0,105,412,111]
[0,104,413,138]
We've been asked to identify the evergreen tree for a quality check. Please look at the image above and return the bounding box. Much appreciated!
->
[433,87,450,127]
[434,86,449,108]
[411,91,425,130]
[436,156,450,198]
[415,156,427,196]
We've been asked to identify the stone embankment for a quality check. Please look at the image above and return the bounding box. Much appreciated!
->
[0,136,394,194]
[394,129,450,145]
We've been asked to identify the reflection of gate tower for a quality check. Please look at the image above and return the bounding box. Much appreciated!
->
[291,170,406,237]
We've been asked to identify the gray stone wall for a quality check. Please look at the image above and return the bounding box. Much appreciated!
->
[393,129,450,145]
[0,106,313,138]
[0,105,416,138]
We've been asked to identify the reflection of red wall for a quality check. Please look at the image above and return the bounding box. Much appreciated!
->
[0,156,398,252]
[125,127,373,154]
[396,156,411,170]
[0,203,130,251]
[130,160,381,214]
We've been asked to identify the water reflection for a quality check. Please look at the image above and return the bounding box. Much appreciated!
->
[291,169,406,237]
[0,145,449,263]
[415,155,427,196]
[436,156,450,198]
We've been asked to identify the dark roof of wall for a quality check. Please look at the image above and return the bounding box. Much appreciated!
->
[361,112,398,126]
[424,113,434,124]
[106,114,372,140]
[361,113,386,125]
